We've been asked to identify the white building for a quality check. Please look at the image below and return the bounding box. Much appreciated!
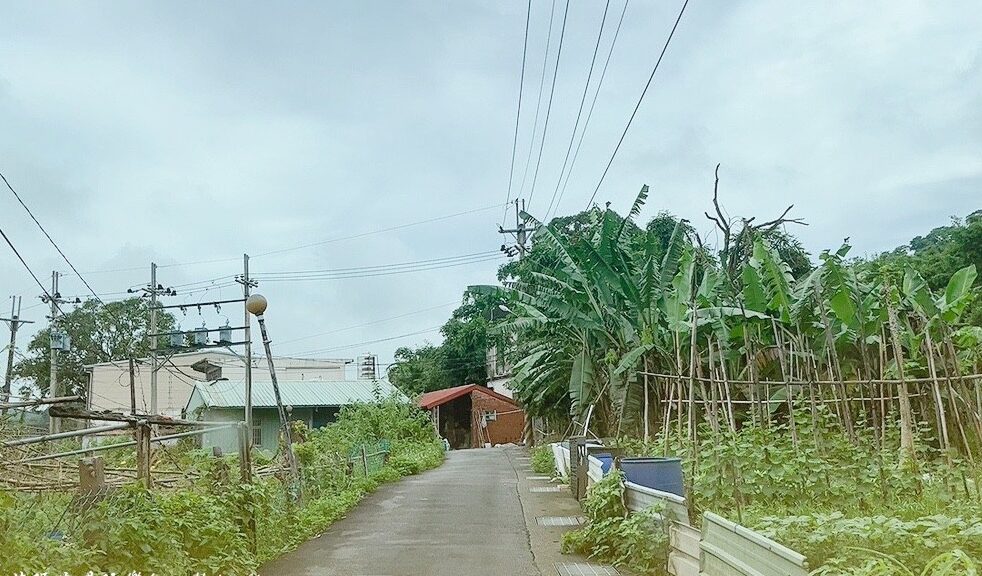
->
[85,350,351,417]
[485,344,514,399]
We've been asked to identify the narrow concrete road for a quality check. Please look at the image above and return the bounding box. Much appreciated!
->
[261,447,540,576]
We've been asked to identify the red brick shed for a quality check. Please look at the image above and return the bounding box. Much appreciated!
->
[418,384,525,449]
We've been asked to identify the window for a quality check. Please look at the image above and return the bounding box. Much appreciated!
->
[252,423,262,446]
[483,410,497,422]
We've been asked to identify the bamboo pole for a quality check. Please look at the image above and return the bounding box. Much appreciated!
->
[885,292,916,463]
[717,343,736,432]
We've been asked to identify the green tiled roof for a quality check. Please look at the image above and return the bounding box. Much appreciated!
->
[192,379,406,408]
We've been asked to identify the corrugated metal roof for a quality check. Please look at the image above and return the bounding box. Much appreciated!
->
[193,379,406,408]
[417,384,519,409]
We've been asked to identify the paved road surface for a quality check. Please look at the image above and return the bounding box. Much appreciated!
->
[261,448,540,576]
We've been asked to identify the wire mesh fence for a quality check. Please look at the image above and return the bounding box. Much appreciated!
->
[347,439,391,477]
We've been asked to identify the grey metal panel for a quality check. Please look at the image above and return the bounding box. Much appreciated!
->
[555,563,619,576]
[668,522,700,576]
[700,512,808,576]
[587,455,603,485]
[624,481,690,525]
[553,443,571,477]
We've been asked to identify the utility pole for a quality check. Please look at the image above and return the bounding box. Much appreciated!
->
[150,262,158,415]
[498,199,537,445]
[42,272,71,432]
[236,254,258,458]
[129,263,174,415]
[1,296,34,413]
[498,198,530,259]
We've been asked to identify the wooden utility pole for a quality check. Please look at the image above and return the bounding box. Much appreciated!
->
[128,357,137,416]
[1,296,34,412]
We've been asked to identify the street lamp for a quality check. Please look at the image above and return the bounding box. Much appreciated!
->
[247,294,301,499]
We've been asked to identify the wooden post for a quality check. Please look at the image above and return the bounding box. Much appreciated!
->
[135,422,152,488]
[79,456,105,496]
[238,423,251,482]
[128,357,137,416]
[237,423,256,552]
[361,445,369,476]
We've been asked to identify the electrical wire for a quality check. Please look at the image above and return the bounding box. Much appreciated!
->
[516,0,557,202]
[551,0,629,220]
[525,0,571,210]
[275,301,459,346]
[501,0,533,227]
[0,226,65,316]
[253,251,506,282]
[73,202,509,274]
[286,326,444,358]
[1,170,200,394]
[255,250,499,276]
[253,203,508,258]
[543,0,611,222]
[1,169,105,307]
[255,257,505,282]
[585,0,690,209]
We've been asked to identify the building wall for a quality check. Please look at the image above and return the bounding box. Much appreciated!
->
[87,351,347,418]
[198,407,318,454]
[486,375,514,399]
[470,390,524,446]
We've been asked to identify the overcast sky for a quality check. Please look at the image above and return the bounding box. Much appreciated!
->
[2,1,980,375]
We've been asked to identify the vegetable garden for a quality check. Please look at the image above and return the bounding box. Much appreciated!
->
[480,183,982,574]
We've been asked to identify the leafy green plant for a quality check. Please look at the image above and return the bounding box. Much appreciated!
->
[0,399,446,575]
[530,445,557,475]
[562,471,669,575]
[810,548,979,575]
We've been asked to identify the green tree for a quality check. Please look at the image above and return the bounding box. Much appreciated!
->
[14,297,176,397]
[387,344,450,397]
[386,291,501,397]
[871,209,982,324]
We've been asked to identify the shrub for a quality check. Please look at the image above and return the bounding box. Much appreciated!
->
[562,471,668,575]
[530,445,556,475]
[0,398,446,575]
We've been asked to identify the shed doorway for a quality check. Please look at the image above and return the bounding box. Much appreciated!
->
[438,395,472,449]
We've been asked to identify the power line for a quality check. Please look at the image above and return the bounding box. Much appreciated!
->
[288,326,444,358]
[256,250,500,277]
[585,0,690,209]
[276,301,459,347]
[551,0,629,220]
[73,202,509,274]
[525,0,571,210]
[543,0,612,222]
[502,0,533,227]
[255,257,505,282]
[516,0,558,203]
[254,203,508,258]
[1,170,208,395]
[1,170,103,306]
[254,251,506,282]
[255,256,505,282]
[0,226,63,316]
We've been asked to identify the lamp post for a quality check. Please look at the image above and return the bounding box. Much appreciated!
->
[246,294,301,500]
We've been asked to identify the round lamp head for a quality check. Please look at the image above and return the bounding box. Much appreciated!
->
[246,294,268,316]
